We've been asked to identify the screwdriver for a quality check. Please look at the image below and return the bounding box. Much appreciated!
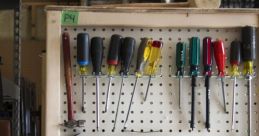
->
[77,33,90,113]
[230,40,241,130]
[213,39,227,113]
[175,42,186,109]
[241,26,256,136]
[105,34,123,113]
[123,38,152,129]
[144,40,163,101]
[62,32,85,128]
[113,37,135,131]
[189,37,200,130]
[203,37,212,130]
[90,37,103,131]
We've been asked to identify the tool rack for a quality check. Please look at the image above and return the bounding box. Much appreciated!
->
[45,6,259,136]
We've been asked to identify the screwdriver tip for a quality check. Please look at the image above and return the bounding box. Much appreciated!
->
[81,107,86,113]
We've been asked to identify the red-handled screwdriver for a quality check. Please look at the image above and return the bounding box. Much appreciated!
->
[213,39,227,113]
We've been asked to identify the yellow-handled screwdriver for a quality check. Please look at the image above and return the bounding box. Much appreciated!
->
[144,40,163,101]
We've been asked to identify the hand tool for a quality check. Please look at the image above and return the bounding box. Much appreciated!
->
[175,42,186,109]
[62,32,85,128]
[105,34,123,113]
[241,26,256,136]
[230,40,241,130]
[144,40,163,101]
[77,33,90,113]
[213,39,227,113]
[203,37,212,130]
[189,37,200,130]
[113,37,135,131]
[90,37,104,131]
[123,38,152,129]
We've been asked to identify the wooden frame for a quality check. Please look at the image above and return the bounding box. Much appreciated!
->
[45,6,259,136]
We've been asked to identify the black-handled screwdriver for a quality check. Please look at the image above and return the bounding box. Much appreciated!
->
[77,33,90,113]
[90,37,104,131]
[105,34,123,113]
[113,37,135,131]
[230,40,241,130]
[241,26,256,136]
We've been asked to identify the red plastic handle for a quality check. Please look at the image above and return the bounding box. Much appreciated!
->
[213,39,226,77]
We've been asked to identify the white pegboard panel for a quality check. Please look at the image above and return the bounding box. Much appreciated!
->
[60,27,258,136]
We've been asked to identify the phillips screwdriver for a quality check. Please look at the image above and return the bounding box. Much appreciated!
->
[189,37,200,130]
[203,37,213,130]
[175,42,186,109]
[241,26,256,136]
[123,38,152,129]
[77,33,90,113]
[90,37,104,131]
[213,39,227,113]
[113,37,135,131]
[230,40,241,130]
[105,34,123,113]
[62,32,85,128]
[144,40,163,101]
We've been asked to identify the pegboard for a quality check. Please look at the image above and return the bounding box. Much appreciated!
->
[59,27,258,136]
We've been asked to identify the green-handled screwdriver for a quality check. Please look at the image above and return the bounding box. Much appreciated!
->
[176,42,186,109]
[123,38,152,129]
[189,37,200,130]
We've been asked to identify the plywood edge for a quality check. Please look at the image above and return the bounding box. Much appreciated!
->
[45,5,259,14]
[45,11,62,136]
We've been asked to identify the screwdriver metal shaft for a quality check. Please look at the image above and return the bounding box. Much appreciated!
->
[105,76,112,112]
[231,76,236,129]
[95,76,100,131]
[113,75,124,131]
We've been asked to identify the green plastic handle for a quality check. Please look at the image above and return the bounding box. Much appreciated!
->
[176,42,186,76]
[189,37,200,76]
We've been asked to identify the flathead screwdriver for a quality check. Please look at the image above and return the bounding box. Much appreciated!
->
[144,40,163,101]
[189,37,200,130]
[105,34,123,113]
[175,42,186,109]
[241,26,256,136]
[113,37,135,131]
[230,40,241,130]
[123,38,152,129]
[90,37,104,131]
[213,39,227,113]
[77,33,90,113]
[203,37,213,130]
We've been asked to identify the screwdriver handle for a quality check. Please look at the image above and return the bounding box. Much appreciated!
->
[135,38,152,77]
[176,42,186,77]
[107,34,123,65]
[145,40,163,75]
[213,39,226,77]
[203,37,213,76]
[77,33,90,75]
[91,37,103,76]
[189,37,200,76]
[77,33,90,66]
[62,32,74,121]
[230,40,241,77]
[241,26,256,61]
[120,37,136,75]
